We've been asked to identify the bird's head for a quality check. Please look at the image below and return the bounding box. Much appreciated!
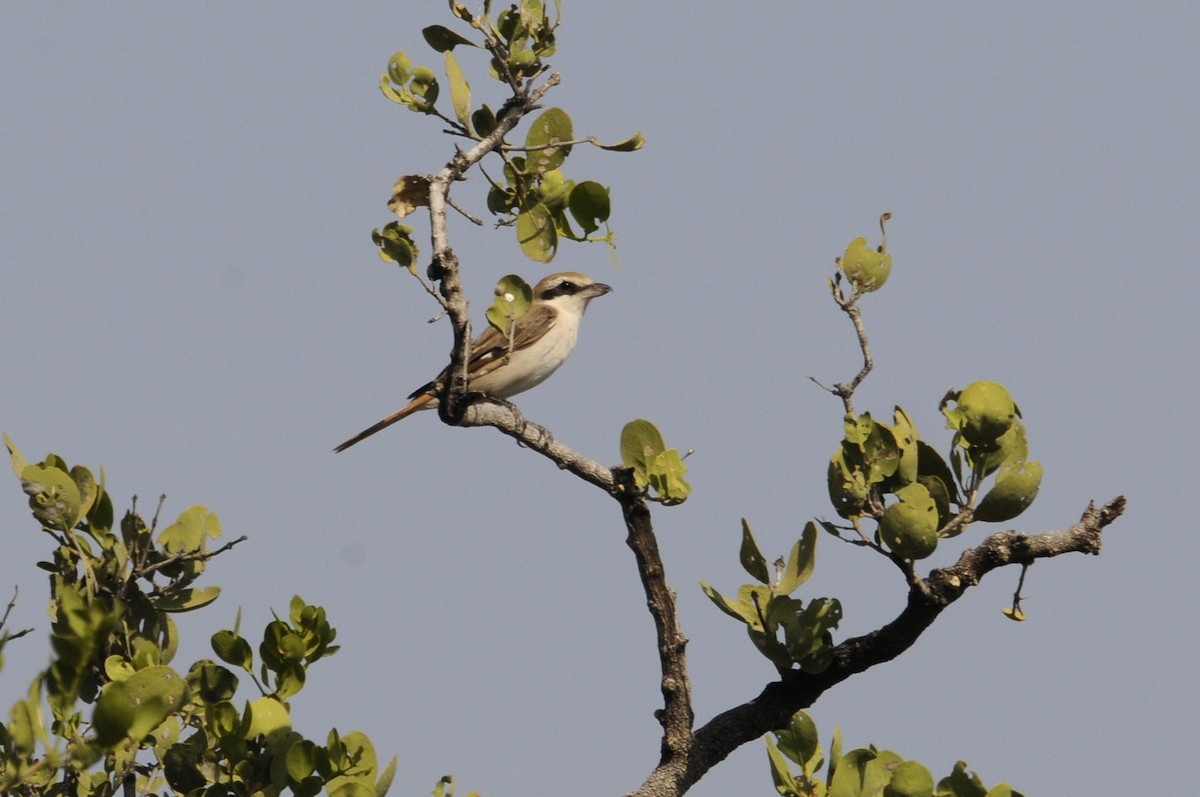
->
[533,272,613,311]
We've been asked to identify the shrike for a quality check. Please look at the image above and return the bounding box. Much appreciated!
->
[334,272,611,452]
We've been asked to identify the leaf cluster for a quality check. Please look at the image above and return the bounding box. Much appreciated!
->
[700,522,842,675]
[766,711,1023,797]
[0,438,393,797]
[825,382,1042,563]
[373,0,641,270]
[619,420,692,506]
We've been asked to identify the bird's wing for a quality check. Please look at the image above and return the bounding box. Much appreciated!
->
[407,304,557,399]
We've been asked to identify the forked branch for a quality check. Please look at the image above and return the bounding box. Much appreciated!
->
[637,496,1128,796]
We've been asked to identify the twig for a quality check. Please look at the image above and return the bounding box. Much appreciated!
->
[0,586,34,641]
[501,135,618,153]
[826,280,873,416]
[447,195,484,225]
[135,535,250,580]
[457,401,694,767]
[1008,561,1031,619]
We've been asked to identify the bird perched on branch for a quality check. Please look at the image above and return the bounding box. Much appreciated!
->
[335,272,611,452]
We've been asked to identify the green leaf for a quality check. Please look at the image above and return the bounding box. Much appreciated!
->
[828,446,869,519]
[471,104,496,137]
[443,51,471,127]
[974,460,1042,522]
[187,660,239,703]
[159,505,221,555]
[20,461,82,530]
[765,734,804,797]
[860,416,901,485]
[7,698,37,757]
[485,274,533,336]
[889,406,919,487]
[917,438,960,507]
[340,731,378,777]
[786,598,842,673]
[830,748,881,797]
[285,736,319,781]
[422,25,476,52]
[879,483,939,560]
[775,711,820,768]
[212,629,254,671]
[937,762,987,797]
[372,221,419,271]
[567,181,610,235]
[93,665,188,747]
[407,66,440,112]
[519,0,546,33]
[886,761,934,797]
[539,168,573,211]
[777,522,818,595]
[620,419,666,489]
[87,475,115,535]
[698,581,759,627]
[375,755,398,797]
[739,519,770,584]
[3,432,27,477]
[971,420,1029,479]
[386,51,411,86]
[941,382,1018,448]
[648,448,691,505]
[244,696,291,740]
[838,235,891,293]
[525,107,573,174]
[516,202,557,262]
[328,780,377,797]
[599,131,645,151]
[620,419,690,504]
[70,465,98,522]
[828,726,843,786]
[155,585,221,613]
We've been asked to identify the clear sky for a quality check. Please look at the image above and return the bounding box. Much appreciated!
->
[2,3,1196,795]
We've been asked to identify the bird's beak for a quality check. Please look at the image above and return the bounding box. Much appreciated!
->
[585,282,613,298]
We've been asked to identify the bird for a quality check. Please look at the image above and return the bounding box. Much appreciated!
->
[334,272,612,452]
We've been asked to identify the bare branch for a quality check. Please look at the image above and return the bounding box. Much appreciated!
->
[446,194,484,226]
[135,535,250,580]
[0,586,34,641]
[826,280,873,415]
[458,400,695,771]
[459,400,616,493]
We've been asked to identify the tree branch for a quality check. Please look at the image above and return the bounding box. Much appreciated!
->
[641,496,1127,795]
[458,401,695,780]
[424,71,561,423]
[412,33,699,784]
[459,401,616,493]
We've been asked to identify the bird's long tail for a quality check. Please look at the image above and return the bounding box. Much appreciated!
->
[333,392,435,452]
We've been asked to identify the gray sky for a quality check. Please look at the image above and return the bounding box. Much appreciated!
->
[2,3,1196,795]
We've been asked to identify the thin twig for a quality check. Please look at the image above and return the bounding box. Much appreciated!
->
[501,135,613,152]
[135,535,250,580]
[827,280,873,416]
[0,586,34,641]
[447,195,484,225]
[1009,561,1031,619]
